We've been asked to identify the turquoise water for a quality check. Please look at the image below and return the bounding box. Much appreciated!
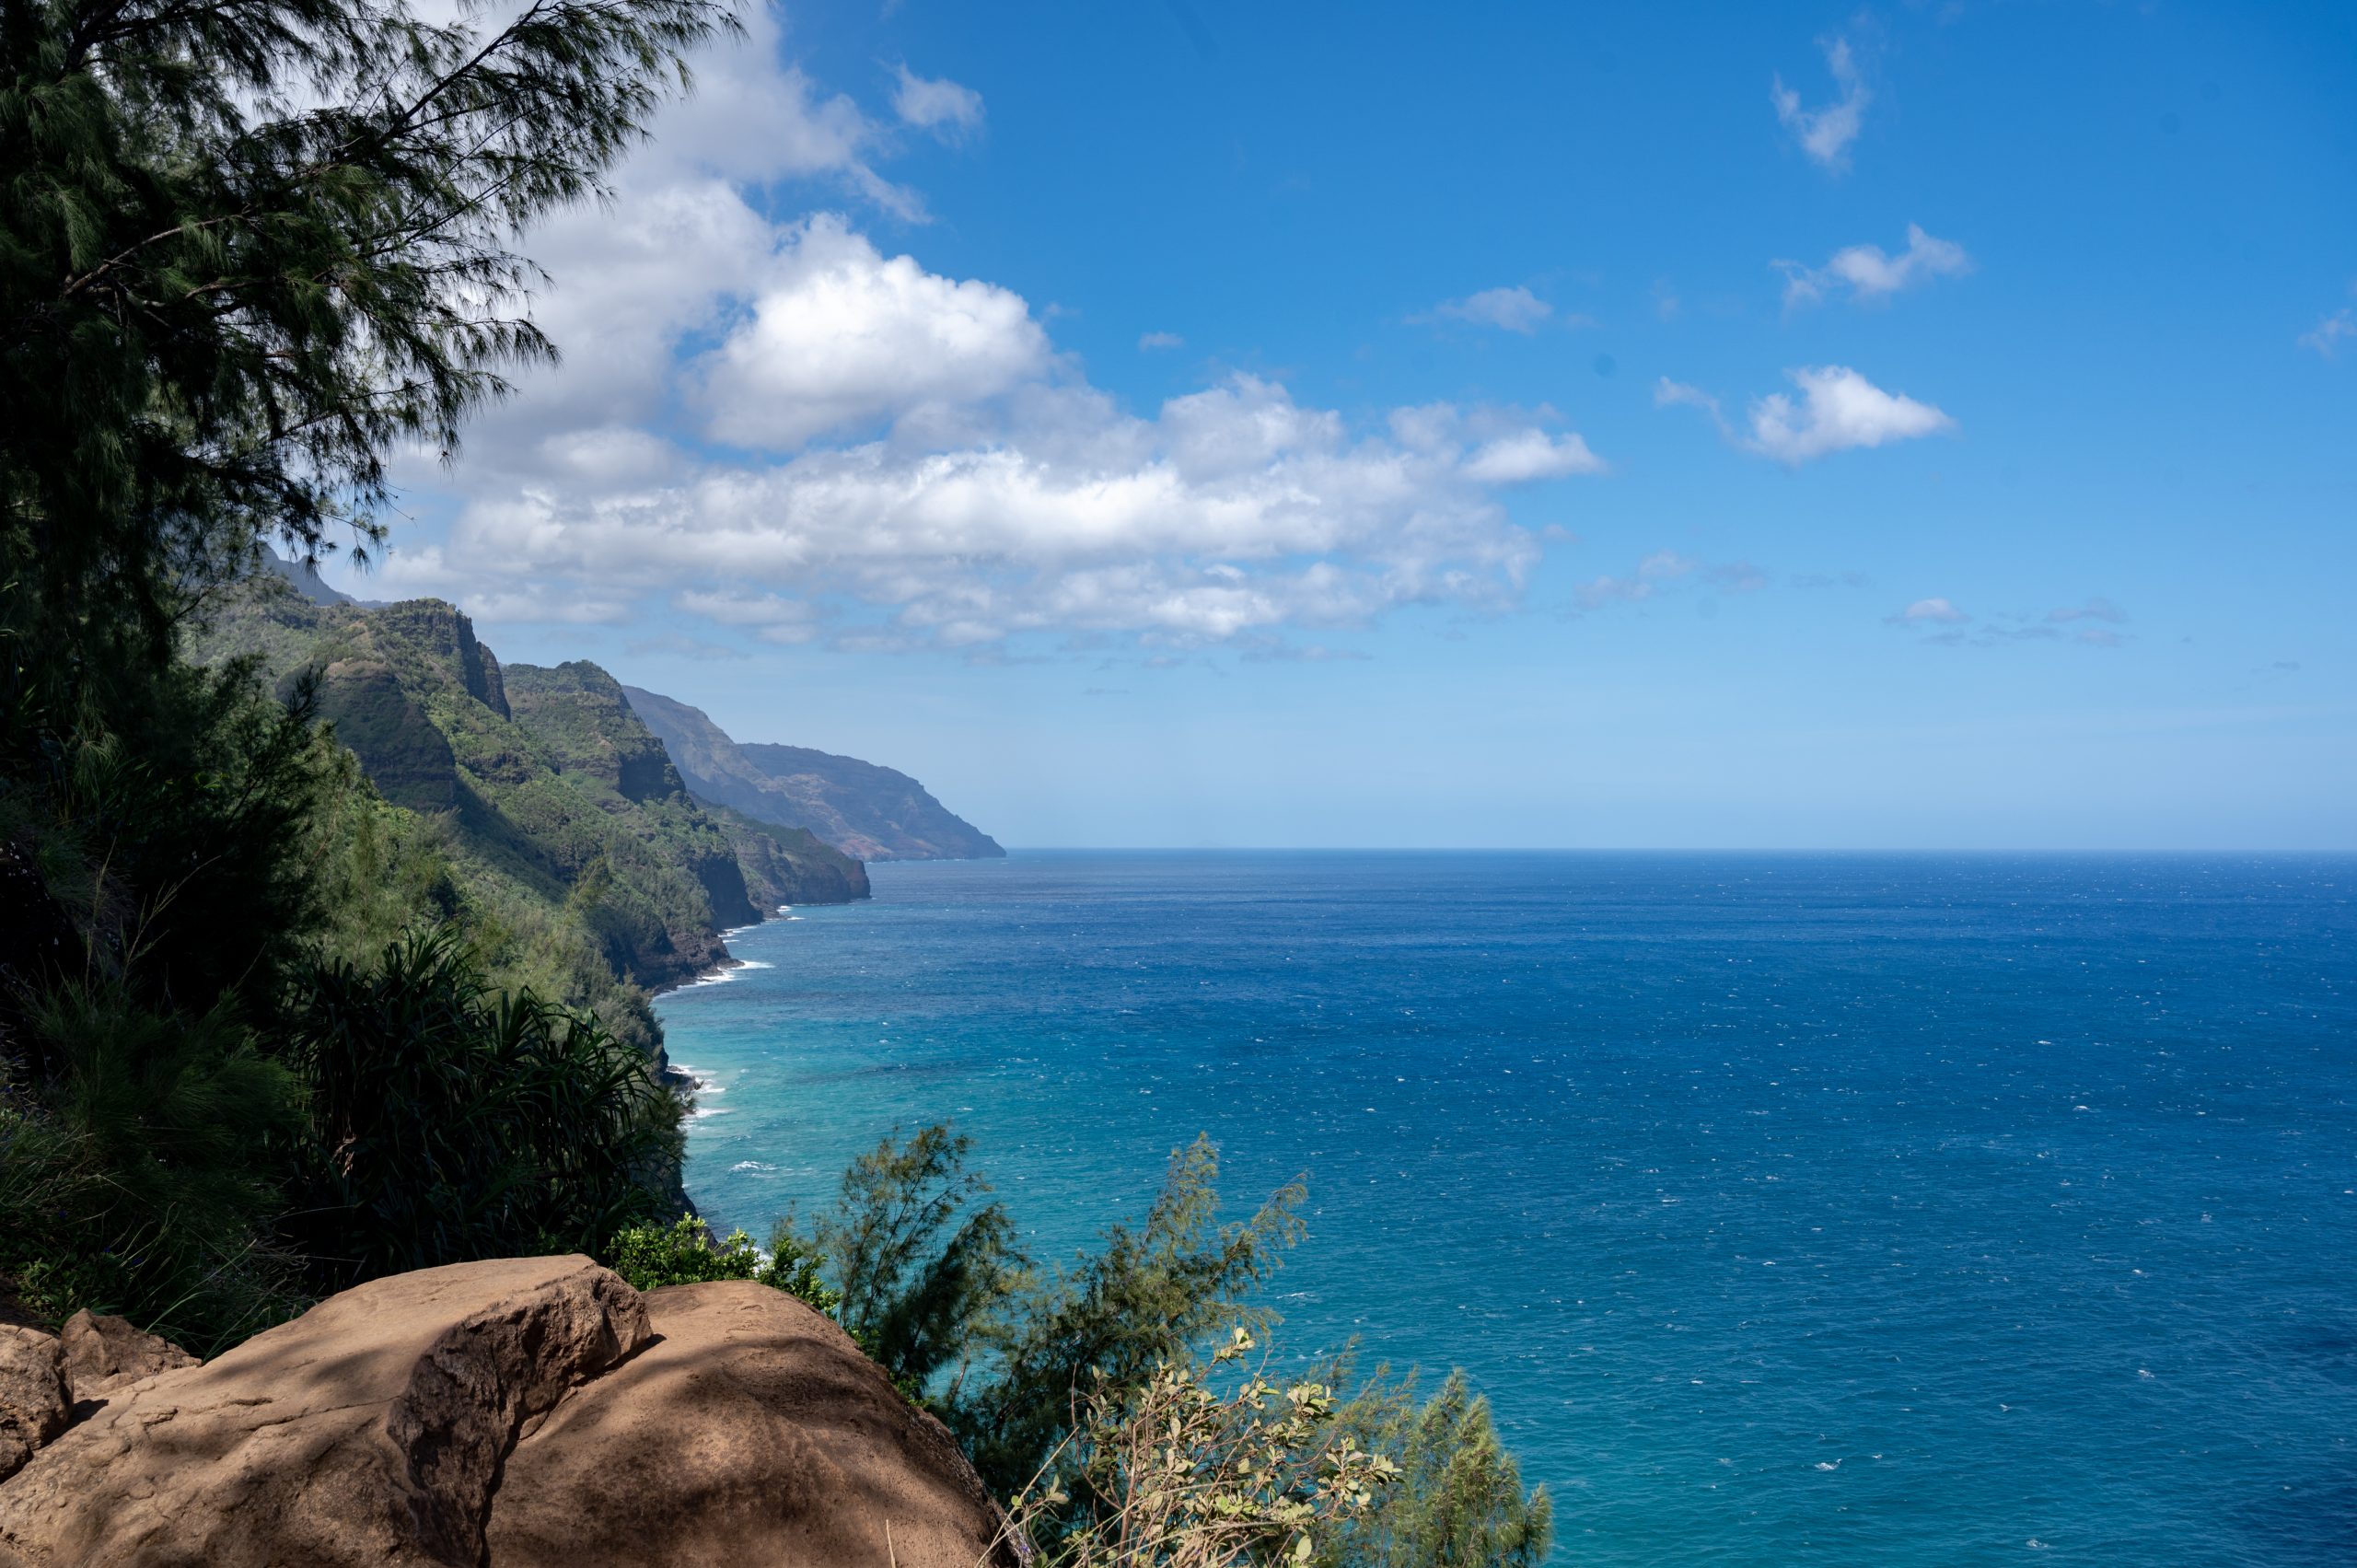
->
[658,852,2355,1566]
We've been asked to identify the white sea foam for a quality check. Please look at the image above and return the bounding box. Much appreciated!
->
[729,1160,775,1173]
[736,959,775,971]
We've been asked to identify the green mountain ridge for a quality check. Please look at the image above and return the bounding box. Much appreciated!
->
[190,579,872,1025]
[621,685,1004,862]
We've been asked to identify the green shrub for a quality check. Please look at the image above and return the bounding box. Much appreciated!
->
[0,986,307,1353]
[283,927,683,1289]
[602,1214,838,1313]
[1313,1368,1553,1568]
[999,1328,1399,1568]
[807,1123,1023,1391]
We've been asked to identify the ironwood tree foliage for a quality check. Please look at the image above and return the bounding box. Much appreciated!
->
[0,0,729,1348]
[0,0,736,660]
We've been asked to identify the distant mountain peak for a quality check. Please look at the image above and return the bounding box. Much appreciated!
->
[621,685,1004,862]
[263,547,355,606]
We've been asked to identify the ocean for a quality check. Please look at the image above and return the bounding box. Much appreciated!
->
[656,851,2355,1566]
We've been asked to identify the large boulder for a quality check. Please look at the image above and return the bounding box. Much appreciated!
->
[58,1311,197,1402]
[0,1329,65,1484]
[0,1261,1019,1568]
[487,1280,1018,1568]
[0,1256,650,1567]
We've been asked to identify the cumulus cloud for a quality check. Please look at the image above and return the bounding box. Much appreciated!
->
[890,64,984,138]
[387,236,1608,648]
[1460,429,1607,483]
[2300,308,2355,359]
[1777,225,1972,309]
[1422,285,1556,334]
[697,215,1051,449]
[1746,367,1953,463]
[1772,35,1869,169]
[1656,367,1953,464]
[365,26,1610,654]
[1138,331,1185,351]
[415,369,1598,647]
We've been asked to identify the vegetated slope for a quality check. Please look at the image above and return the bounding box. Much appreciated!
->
[697,797,872,909]
[622,685,1004,861]
[192,579,868,1001]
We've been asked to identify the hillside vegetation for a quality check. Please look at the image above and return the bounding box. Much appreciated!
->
[192,577,869,1008]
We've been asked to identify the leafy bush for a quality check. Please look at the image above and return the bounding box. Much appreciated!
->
[789,1123,1550,1565]
[603,1214,837,1313]
[803,1122,1023,1390]
[998,1328,1399,1568]
[0,986,307,1352]
[283,928,683,1289]
[1313,1369,1553,1568]
[953,1133,1306,1505]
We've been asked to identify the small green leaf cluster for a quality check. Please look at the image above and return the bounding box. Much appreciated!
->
[601,1214,841,1317]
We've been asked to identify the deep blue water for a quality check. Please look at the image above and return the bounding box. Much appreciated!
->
[657,852,2356,1566]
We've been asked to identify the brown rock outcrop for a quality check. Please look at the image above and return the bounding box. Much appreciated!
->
[0,1260,1018,1568]
[0,1255,650,1567]
[58,1311,197,1401]
[0,1329,65,1484]
[487,1279,1017,1568]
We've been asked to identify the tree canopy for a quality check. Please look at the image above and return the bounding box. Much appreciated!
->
[0,0,734,658]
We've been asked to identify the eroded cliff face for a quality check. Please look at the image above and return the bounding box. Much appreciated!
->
[191,578,874,997]
[0,1260,1017,1568]
[621,685,1004,862]
[699,797,872,910]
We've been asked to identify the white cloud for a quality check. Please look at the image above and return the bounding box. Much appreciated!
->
[1423,285,1554,334]
[411,248,1605,648]
[370,29,1610,653]
[443,374,1579,645]
[2046,598,2126,625]
[697,215,1052,450]
[890,64,984,139]
[1745,366,1954,464]
[1778,225,1972,308]
[382,7,944,487]
[1138,331,1185,351]
[1772,35,1869,170]
[1656,366,1952,464]
[1653,377,1720,418]
[1461,429,1606,483]
[1889,597,1968,625]
[673,589,826,644]
[2299,308,2355,359]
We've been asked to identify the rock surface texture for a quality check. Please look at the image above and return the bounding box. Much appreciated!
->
[0,1329,65,1483]
[490,1279,1014,1568]
[58,1310,198,1401]
[0,1260,1017,1568]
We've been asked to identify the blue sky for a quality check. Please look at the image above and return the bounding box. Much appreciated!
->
[341,1,2357,848]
